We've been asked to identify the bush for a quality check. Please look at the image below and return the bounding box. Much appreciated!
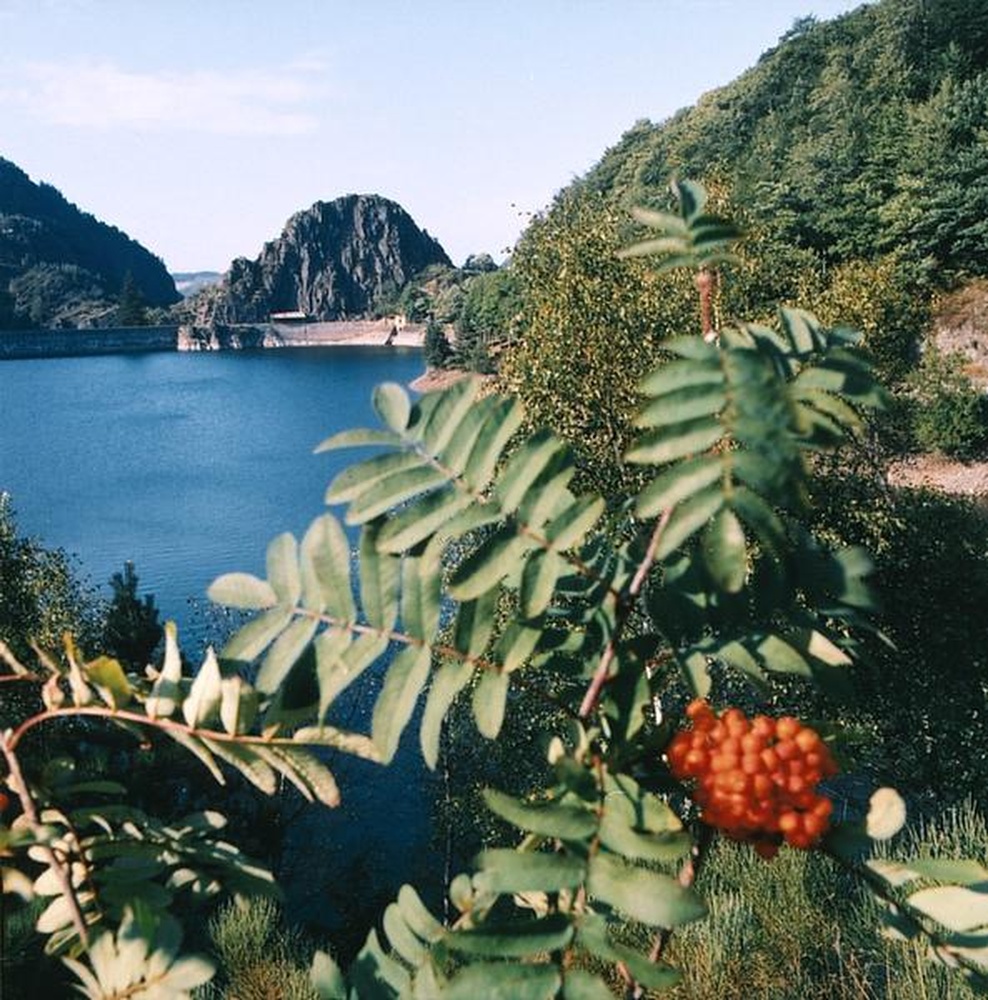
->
[908,348,988,459]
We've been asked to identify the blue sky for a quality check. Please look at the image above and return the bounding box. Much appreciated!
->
[1,0,862,272]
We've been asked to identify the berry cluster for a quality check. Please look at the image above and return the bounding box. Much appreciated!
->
[666,699,838,857]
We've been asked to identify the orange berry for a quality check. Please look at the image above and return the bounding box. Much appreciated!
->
[776,716,801,740]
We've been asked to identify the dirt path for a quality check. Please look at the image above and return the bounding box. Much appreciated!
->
[886,454,988,496]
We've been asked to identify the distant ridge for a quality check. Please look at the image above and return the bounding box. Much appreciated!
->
[0,157,179,328]
[191,194,451,326]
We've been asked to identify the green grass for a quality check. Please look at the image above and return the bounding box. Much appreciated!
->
[650,800,988,999]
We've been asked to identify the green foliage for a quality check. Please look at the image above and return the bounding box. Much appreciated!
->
[502,188,697,496]
[0,492,101,665]
[907,349,988,458]
[423,318,454,370]
[102,561,163,669]
[197,897,320,1000]
[578,0,988,280]
[4,181,987,997]
[809,459,988,801]
[116,271,150,327]
[805,253,933,386]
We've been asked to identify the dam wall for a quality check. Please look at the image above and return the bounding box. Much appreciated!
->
[0,320,425,360]
[0,326,179,360]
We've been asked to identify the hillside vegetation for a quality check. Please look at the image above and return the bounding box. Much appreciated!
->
[580,0,988,279]
[0,158,178,328]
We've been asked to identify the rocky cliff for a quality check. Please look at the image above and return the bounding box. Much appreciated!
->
[198,194,450,325]
[0,157,179,328]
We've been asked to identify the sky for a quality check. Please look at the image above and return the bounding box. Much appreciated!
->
[1,0,863,273]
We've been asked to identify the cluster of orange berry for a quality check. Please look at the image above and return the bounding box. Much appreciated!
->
[666,699,838,857]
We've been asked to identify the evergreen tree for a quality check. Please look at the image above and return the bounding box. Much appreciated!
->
[116,272,149,326]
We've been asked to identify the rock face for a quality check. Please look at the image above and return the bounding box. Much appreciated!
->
[0,157,179,327]
[203,194,450,324]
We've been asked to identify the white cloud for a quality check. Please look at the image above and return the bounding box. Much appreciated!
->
[4,60,327,136]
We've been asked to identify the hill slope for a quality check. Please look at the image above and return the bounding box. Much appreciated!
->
[575,0,988,277]
[0,157,179,327]
[196,194,451,325]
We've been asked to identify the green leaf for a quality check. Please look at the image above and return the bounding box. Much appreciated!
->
[544,495,606,552]
[577,914,681,990]
[220,605,294,664]
[420,378,482,456]
[654,486,724,561]
[373,382,411,432]
[702,507,747,592]
[255,616,319,694]
[495,622,542,674]
[627,415,723,466]
[325,451,424,505]
[473,850,586,894]
[207,572,278,610]
[383,901,427,965]
[636,455,723,518]
[254,745,341,807]
[84,656,132,709]
[420,658,474,769]
[219,674,258,735]
[519,550,562,618]
[399,547,442,640]
[346,466,449,524]
[316,630,384,715]
[359,521,401,630]
[201,739,277,794]
[447,913,573,957]
[757,634,812,676]
[496,431,566,513]
[908,859,988,885]
[561,970,615,1000]
[315,426,403,452]
[445,962,561,1000]
[908,885,988,933]
[164,730,224,785]
[267,532,302,606]
[462,396,525,491]
[483,789,596,841]
[310,949,348,999]
[398,884,444,942]
[350,928,410,998]
[449,528,527,601]
[372,645,431,764]
[147,622,184,719]
[452,588,498,659]
[183,649,223,727]
[472,669,509,739]
[636,383,727,428]
[301,514,356,622]
[292,726,381,761]
[377,487,473,553]
[587,852,706,928]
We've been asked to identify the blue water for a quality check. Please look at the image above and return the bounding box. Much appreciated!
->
[0,347,424,638]
[0,346,446,939]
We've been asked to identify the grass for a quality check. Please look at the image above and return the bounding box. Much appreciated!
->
[650,799,988,999]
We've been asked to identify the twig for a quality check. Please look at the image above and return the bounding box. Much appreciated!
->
[578,509,672,719]
[0,736,90,949]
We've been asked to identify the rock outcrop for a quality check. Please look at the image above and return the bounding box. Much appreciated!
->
[199,194,450,325]
[0,157,179,327]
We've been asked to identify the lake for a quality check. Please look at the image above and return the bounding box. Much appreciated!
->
[0,346,447,940]
[0,347,425,640]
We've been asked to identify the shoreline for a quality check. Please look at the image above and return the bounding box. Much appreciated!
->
[0,319,425,361]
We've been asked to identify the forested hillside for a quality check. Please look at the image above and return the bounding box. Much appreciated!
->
[579,0,988,277]
[0,158,179,328]
[496,0,988,490]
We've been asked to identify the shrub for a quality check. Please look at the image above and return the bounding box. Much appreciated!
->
[908,348,988,459]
